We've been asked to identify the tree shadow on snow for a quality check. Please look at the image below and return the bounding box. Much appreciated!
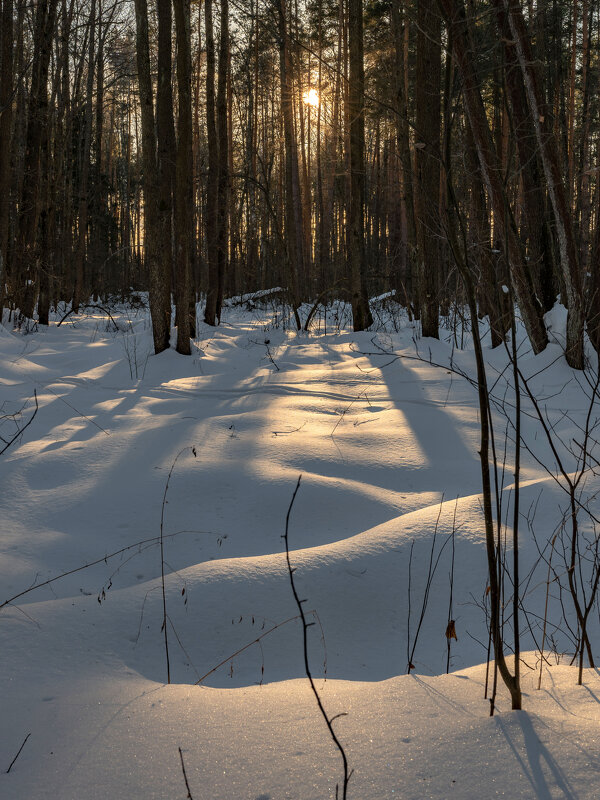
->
[496,713,578,799]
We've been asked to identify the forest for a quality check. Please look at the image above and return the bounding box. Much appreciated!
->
[0,0,599,362]
[2,0,600,799]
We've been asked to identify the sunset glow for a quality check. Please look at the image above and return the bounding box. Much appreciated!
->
[303,88,320,107]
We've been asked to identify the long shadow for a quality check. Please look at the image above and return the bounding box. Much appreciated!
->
[496,713,578,800]
[362,342,479,496]
[2,332,313,597]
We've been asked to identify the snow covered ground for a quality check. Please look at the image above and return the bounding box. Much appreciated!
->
[1,297,599,798]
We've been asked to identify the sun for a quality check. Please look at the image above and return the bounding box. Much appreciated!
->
[303,88,320,108]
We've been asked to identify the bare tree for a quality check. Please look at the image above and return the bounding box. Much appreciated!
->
[278,0,303,326]
[496,0,584,370]
[439,0,548,356]
[134,0,170,353]
[0,0,14,292]
[414,0,441,338]
[13,0,58,319]
[347,0,373,331]
[173,0,193,354]
[203,0,219,326]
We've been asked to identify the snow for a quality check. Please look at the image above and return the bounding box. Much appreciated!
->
[1,300,599,798]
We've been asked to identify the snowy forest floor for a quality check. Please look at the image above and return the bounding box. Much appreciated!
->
[1,295,600,799]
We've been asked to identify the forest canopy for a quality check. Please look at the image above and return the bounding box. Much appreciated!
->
[0,0,598,365]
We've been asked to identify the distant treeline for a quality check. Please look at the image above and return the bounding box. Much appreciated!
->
[0,0,599,363]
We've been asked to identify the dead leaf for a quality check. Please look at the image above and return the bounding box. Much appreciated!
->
[445,620,458,640]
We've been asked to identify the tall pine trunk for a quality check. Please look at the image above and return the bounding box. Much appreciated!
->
[173,0,193,354]
[347,0,372,331]
[134,0,170,353]
[0,0,14,300]
[415,0,441,338]
[14,0,58,318]
[155,0,175,342]
[278,0,303,325]
[203,0,219,325]
[215,0,229,321]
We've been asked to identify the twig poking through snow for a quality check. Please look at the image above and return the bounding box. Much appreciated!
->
[5,733,31,774]
[283,476,353,800]
[264,338,280,371]
[178,747,195,799]
[194,611,320,685]
[160,446,197,684]
[0,531,196,611]
[0,390,38,455]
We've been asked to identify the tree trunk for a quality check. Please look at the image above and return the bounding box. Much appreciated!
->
[156,0,175,340]
[72,0,96,313]
[134,0,170,353]
[439,0,548,355]
[0,0,14,300]
[445,172,522,712]
[392,1,416,306]
[347,0,372,331]
[215,0,229,321]
[13,0,58,318]
[500,0,584,369]
[173,0,193,354]
[415,0,441,338]
[497,3,556,313]
[464,124,509,347]
[278,0,303,324]
[203,0,219,325]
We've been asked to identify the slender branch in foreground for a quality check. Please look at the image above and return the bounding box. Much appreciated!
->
[160,446,197,684]
[407,497,448,673]
[194,611,320,685]
[283,476,352,800]
[178,747,195,799]
[0,390,38,455]
[56,303,120,330]
[5,733,31,774]
[0,529,208,611]
[538,534,559,690]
